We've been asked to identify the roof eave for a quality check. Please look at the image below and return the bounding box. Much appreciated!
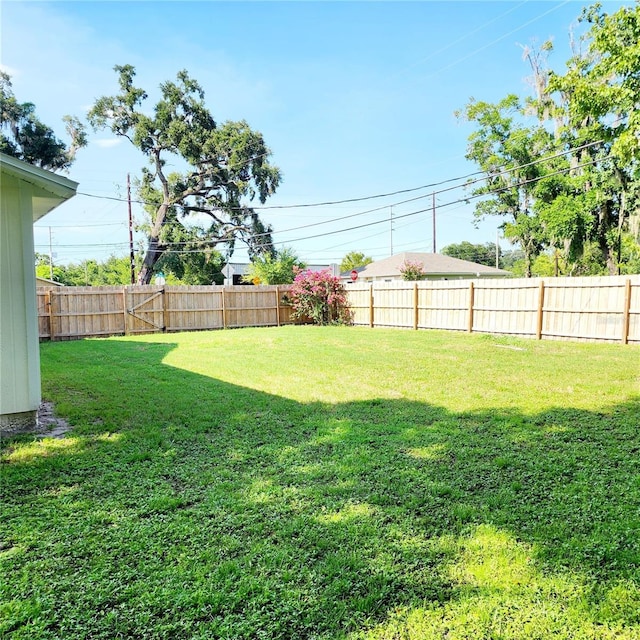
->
[1,153,79,221]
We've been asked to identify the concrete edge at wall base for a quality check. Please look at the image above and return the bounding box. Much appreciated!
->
[0,410,38,436]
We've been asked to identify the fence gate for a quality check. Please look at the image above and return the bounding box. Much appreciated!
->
[125,286,165,335]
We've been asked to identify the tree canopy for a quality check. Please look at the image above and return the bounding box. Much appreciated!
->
[441,242,499,267]
[457,3,640,276]
[340,251,373,273]
[36,254,135,286]
[88,65,281,284]
[153,233,226,285]
[243,248,305,285]
[0,73,86,171]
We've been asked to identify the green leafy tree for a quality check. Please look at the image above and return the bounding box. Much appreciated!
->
[518,37,619,273]
[545,4,640,274]
[458,3,640,276]
[0,72,86,171]
[88,65,281,285]
[507,252,558,278]
[441,241,499,267]
[243,248,306,285]
[36,255,141,286]
[35,253,54,281]
[562,4,640,165]
[457,95,552,276]
[568,242,609,277]
[151,225,226,285]
[500,249,525,271]
[94,255,141,285]
[339,251,373,273]
[619,234,640,275]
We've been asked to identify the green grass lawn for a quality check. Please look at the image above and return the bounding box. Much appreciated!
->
[2,326,639,639]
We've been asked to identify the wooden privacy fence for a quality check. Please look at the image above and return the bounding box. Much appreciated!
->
[37,285,294,341]
[346,275,640,344]
[37,276,640,344]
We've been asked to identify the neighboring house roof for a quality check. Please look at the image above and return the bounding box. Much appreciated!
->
[352,252,510,280]
[35,277,62,287]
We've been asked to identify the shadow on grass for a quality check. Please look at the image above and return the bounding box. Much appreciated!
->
[1,338,639,639]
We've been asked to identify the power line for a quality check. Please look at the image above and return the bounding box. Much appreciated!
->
[419,0,572,82]
[34,222,126,229]
[274,139,604,236]
[43,142,606,255]
[35,242,129,249]
[388,0,531,80]
[267,155,607,247]
[93,138,609,251]
[53,152,604,256]
[152,156,605,255]
[71,139,603,240]
[212,139,605,244]
[73,168,485,211]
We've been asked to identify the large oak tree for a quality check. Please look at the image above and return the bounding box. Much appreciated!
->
[88,65,281,284]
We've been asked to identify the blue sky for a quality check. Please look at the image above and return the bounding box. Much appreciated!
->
[2,0,628,267]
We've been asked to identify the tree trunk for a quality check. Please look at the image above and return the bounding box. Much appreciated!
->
[524,251,532,278]
[606,246,618,276]
[596,201,619,276]
[137,201,169,285]
[137,236,162,284]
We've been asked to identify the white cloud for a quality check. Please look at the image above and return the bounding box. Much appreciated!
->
[93,138,123,149]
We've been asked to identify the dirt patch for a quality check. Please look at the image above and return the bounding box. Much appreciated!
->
[36,402,71,439]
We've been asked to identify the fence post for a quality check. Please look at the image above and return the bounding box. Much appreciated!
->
[161,287,168,332]
[536,281,545,340]
[122,287,129,336]
[369,284,374,328]
[413,282,419,330]
[622,278,632,345]
[275,286,280,327]
[48,290,55,341]
[223,287,229,329]
[467,282,474,333]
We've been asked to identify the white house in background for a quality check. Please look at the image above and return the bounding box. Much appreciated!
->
[222,262,339,285]
[221,262,252,285]
[343,252,510,283]
[0,153,78,434]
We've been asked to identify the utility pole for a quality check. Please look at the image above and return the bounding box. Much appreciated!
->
[432,192,436,253]
[389,206,394,256]
[496,229,500,269]
[48,227,54,280]
[127,174,135,285]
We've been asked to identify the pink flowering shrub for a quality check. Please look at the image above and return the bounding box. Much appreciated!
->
[288,268,352,325]
[399,259,427,281]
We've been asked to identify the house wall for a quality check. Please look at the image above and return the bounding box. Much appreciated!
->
[0,173,42,431]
